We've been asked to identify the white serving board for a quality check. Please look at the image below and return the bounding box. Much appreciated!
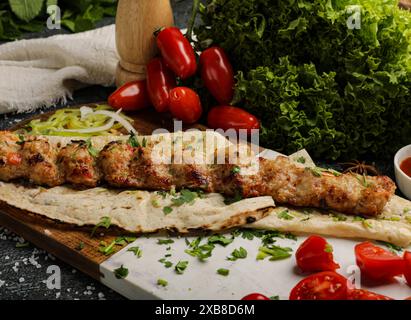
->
[99,149,411,300]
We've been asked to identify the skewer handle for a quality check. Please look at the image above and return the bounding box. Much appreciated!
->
[115,0,174,87]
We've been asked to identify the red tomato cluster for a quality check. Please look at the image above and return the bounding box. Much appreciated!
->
[108,27,260,131]
[241,237,411,301]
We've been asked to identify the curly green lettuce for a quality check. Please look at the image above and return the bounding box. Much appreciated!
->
[196,0,411,159]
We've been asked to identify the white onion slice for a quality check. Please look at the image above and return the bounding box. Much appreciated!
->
[55,107,138,135]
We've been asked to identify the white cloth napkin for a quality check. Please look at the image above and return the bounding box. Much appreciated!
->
[0,24,118,115]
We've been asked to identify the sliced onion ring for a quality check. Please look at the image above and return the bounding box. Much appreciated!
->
[55,107,138,135]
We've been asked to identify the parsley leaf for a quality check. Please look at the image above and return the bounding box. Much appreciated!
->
[208,234,234,247]
[217,268,230,276]
[127,246,142,258]
[157,239,175,245]
[277,210,294,220]
[175,261,189,274]
[90,216,111,237]
[157,278,168,287]
[256,245,292,261]
[114,265,129,279]
[227,247,248,261]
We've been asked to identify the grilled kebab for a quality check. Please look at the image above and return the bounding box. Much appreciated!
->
[0,132,395,216]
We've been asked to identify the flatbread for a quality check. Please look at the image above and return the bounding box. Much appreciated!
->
[0,183,274,233]
[248,152,411,247]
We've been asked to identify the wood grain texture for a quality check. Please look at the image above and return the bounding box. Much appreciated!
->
[0,103,206,282]
[115,0,174,85]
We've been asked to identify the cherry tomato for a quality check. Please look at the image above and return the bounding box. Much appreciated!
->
[296,235,340,273]
[207,106,260,134]
[156,27,197,79]
[241,293,270,301]
[108,80,150,111]
[404,251,411,287]
[347,289,393,300]
[7,153,22,166]
[289,271,348,300]
[169,87,202,124]
[200,47,234,104]
[355,242,405,283]
[146,58,176,113]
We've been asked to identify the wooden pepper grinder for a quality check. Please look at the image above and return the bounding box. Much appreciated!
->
[115,0,174,87]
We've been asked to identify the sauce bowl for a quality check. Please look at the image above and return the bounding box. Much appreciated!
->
[394,144,411,200]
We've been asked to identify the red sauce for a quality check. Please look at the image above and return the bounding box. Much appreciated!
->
[400,157,411,178]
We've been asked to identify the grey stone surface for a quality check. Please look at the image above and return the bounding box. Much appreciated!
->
[0,0,193,300]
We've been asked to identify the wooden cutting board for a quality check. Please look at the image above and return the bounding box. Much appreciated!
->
[0,104,205,281]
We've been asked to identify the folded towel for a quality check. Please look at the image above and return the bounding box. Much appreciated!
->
[0,24,117,114]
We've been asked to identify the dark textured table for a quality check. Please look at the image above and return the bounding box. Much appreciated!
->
[0,0,193,300]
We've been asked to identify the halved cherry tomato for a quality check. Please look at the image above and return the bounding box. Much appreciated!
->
[404,251,411,287]
[7,153,22,166]
[169,87,202,124]
[355,242,405,283]
[156,27,197,79]
[296,235,340,273]
[289,271,348,300]
[146,57,176,113]
[241,293,270,301]
[207,106,260,134]
[108,80,150,111]
[200,47,234,105]
[347,289,393,300]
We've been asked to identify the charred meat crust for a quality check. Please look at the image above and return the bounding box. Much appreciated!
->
[0,132,397,216]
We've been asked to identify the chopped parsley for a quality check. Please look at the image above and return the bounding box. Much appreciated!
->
[331,213,348,222]
[171,189,199,207]
[296,156,306,164]
[86,139,99,157]
[175,261,189,274]
[114,265,129,279]
[163,206,173,215]
[90,216,111,237]
[308,167,322,177]
[151,198,161,208]
[277,210,294,220]
[231,166,241,174]
[157,239,175,245]
[157,278,168,287]
[256,245,292,261]
[159,258,173,268]
[353,216,365,222]
[127,246,142,258]
[324,244,333,253]
[217,268,230,276]
[115,236,137,246]
[185,237,215,261]
[208,234,234,247]
[355,173,371,188]
[227,247,247,261]
[142,137,147,147]
[362,220,373,229]
[99,241,116,256]
[75,241,84,251]
[16,134,25,145]
[128,132,140,147]
[270,295,280,300]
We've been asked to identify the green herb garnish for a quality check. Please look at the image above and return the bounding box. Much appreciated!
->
[159,258,173,268]
[99,241,116,256]
[75,241,84,251]
[296,156,306,164]
[377,241,403,253]
[86,139,99,157]
[208,234,234,247]
[157,239,175,245]
[231,166,241,174]
[127,246,142,258]
[114,265,129,279]
[324,244,333,253]
[256,245,292,261]
[217,268,230,276]
[277,210,294,220]
[175,261,189,274]
[227,247,248,261]
[163,206,173,215]
[157,278,168,287]
[90,216,111,237]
